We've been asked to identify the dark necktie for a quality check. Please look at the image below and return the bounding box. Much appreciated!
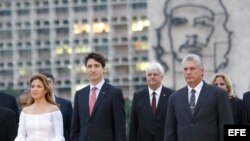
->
[152,92,156,116]
[189,89,196,114]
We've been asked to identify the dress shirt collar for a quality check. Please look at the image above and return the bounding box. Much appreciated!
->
[148,85,163,96]
[90,79,105,91]
[188,81,203,94]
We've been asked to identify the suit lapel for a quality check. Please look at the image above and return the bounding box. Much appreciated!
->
[140,89,153,118]
[83,86,91,118]
[181,87,193,119]
[90,82,108,117]
[55,97,61,107]
[155,88,167,117]
[192,83,210,118]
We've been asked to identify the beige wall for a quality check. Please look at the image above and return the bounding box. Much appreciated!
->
[148,0,250,98]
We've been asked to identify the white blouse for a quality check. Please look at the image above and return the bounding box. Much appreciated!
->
[15,110,65,141]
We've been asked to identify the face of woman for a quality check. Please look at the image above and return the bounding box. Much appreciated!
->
[30,79,46,100]
[214,76,228,92]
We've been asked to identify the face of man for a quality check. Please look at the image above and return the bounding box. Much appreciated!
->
[46,77,55,92]
[183,60,204,88]
[86,58,104,85]
[169,5,214,60]
[19,94,29,109]
[146,69,163,90]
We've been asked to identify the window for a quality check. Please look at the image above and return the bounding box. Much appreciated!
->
[0,10,11,17]
[18,62,23,66]
[17,9,30,16]
[37,28,50,36]
[45,41,50,45]
[37,61,42,66]
[6,22,11,27]
[17,42,22,47]
[74,6,87,12]
[18,29,31,38]
[63,20,69,25]
[26,61,32,66]
[65,80,71,85]
[93,5,107,11]
[25,22,30,27]
[55,7,68,14]
[75,59,80,64]
[131,3,147,9]
[102,38,108,43]
[44,1,49,5]
[24,2,30,7]
[7,62,13,67]
[44,21,50,26]
[18,82,23,86]
[25,42,31,47]
[55,40,60,45]
[0,30,12,39]
[7,43,12,47]
[64,60,70,65]
[54,20,60,25]
[45,60,51,65]
[19,50,31,56]
[36,8,49,14]
[74,39,79,44]
[56,60,60,65]
[63,0,68,4]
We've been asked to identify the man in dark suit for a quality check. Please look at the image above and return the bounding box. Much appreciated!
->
[164,54,233,141]
[243,91,250,123]
[70,52,126,141]
[0,107,17,141]
[42,73,73,141]
[129,62,174,141]
[0,92,19,122]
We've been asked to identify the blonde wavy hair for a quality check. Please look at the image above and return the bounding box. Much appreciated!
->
[210,73,235,98]
[28,74,56,105]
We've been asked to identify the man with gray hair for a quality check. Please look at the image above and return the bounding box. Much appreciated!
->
[164,54,233,141]
[129,61,174,141]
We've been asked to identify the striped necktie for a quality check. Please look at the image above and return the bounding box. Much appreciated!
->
[189,89,196,114]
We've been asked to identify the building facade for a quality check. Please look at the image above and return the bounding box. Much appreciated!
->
[0,0,150,100]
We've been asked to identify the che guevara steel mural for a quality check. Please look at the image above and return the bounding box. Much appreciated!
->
[153,0,232,88]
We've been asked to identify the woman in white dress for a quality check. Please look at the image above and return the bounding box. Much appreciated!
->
[15,74,65,141]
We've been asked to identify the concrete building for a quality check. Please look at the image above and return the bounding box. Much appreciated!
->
[2,0,249,100]
[0,0,150,100]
